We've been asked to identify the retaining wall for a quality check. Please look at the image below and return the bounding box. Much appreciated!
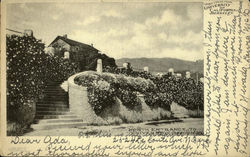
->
[68,72,104,124]
[68,71,176,125]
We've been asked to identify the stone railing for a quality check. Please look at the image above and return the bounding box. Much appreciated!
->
[68,72,100,123]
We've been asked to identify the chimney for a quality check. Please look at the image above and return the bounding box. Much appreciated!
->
[91,43,93,47]
[63,34,67,38]
[24,29,33,37]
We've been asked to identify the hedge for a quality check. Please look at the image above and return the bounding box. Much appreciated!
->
[6,35,79,135]
[74,72,160,114]
[104,66,204,111]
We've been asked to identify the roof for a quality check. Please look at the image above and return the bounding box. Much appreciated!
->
[48,36,99,51]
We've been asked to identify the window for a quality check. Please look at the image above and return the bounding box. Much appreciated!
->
[64,51,70,59]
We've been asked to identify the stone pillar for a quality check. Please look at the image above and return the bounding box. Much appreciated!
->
[168,68,174,75]
[123,62,128,69]
[156,73,163,77]
[176,73,182,78]
[186,71,191,79]
[96,59,102,73]
[200,77,204,83]
[143,66,149,73]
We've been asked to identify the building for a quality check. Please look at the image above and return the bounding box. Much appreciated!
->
[48,35,116,71]
[48,35,99,62]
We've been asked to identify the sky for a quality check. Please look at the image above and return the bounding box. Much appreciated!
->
[6,2,203,61]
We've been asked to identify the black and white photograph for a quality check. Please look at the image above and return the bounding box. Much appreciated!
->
[5,2,204,136]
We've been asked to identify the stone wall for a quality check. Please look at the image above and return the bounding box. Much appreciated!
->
[68,72,172,125]
[170,102,204,118]
[68,72,104,124]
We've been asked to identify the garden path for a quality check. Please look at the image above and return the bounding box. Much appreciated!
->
[25,118,203,136]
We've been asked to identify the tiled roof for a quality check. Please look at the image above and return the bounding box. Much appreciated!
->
[49,36,99,51]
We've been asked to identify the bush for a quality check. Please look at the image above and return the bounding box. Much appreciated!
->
[88,80,116,114]
[116,87,140,110]
[104,66,204,112]
[175,80,204,110]
[75,72,155,114]
[75,73,117,114]
[76,67,203,116]
[6,35,80,134]
[144,92,172,110]
[7,100,36,135]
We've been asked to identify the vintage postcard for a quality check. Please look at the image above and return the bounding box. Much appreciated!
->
[0,0,249,156]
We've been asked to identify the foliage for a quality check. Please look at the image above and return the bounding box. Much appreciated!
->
[174,80,204,110]
[144,92,172,110]
[78,53,117,71]
[88,80,116,114]
[75,72,155,114]
[104,66,204,111]
[116,87,140,110]
[6,35,79,126]
[75,59,203,115]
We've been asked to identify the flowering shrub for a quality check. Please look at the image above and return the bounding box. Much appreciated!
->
[6,35,79,133]
[45,56,79,82]
[144,92,172,110]
[75,72,155,114]
[75,73,116,114]
[116,87,140,110]
[175,80,204,110]
[88,80,116,114]
[104,66,204,111]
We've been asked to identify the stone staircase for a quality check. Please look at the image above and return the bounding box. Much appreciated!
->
[31,81,87,130]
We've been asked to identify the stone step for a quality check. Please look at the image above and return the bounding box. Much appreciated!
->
[36,106,69,111]
[37,101,67,104]
[44,88,63,90]
[36,104,68,108]
[46,83,62,85]
[43,90,66,93]
[31,122,88,130]
[43,97,68,100]
[46,83,63,86]
[43,88,64,91]
[59,114,79,118]
[43,92,67,95]
[42,97,68,100]
[41,99,68,102]
[46,85,63,87]
[43,95,67,98]
[46,81,64,83]
[45,85,63,90]
[43,90,67,93]
[36,118,83,124]
[45,92,68,98]
[37,101,67,105]
[36,111,71,115]
[35,115,60,119]
[45,85,62,87]
[35,114,78,119]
